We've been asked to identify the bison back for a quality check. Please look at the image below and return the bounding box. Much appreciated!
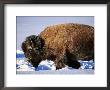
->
[40,23,94,60]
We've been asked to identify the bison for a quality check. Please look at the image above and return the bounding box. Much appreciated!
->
[22,23,94,70]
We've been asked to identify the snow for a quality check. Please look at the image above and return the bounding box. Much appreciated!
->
[17,50,24,54]
[36,60,56,70]
[16,50,94,74]
[16,59,35,71]
[17,69,94,74]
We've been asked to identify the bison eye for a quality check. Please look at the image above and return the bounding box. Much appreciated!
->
[29,49,32,51]
[27,47,33,53]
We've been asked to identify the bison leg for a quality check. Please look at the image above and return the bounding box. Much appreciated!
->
[55,60,66,70]
[64,49,81,69]
[66,60,81,69]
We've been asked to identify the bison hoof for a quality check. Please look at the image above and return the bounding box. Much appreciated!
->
[67,60,81,69]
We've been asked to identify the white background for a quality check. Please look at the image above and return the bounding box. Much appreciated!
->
[5,4,107,87]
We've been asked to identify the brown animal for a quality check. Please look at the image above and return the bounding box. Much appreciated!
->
[22,23,94,70]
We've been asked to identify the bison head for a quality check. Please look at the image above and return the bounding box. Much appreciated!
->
[21,35,45,67]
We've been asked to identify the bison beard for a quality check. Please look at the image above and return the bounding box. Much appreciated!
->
[22,23,94,70]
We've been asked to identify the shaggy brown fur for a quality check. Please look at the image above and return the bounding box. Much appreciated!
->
[22,23,94,69]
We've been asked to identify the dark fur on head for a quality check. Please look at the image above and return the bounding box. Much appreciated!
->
[22,35,45,67]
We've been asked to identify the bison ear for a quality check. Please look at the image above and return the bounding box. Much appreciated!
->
[35,36,45,50]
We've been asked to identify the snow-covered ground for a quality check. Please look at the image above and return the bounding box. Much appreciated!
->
[16,50,94,74]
